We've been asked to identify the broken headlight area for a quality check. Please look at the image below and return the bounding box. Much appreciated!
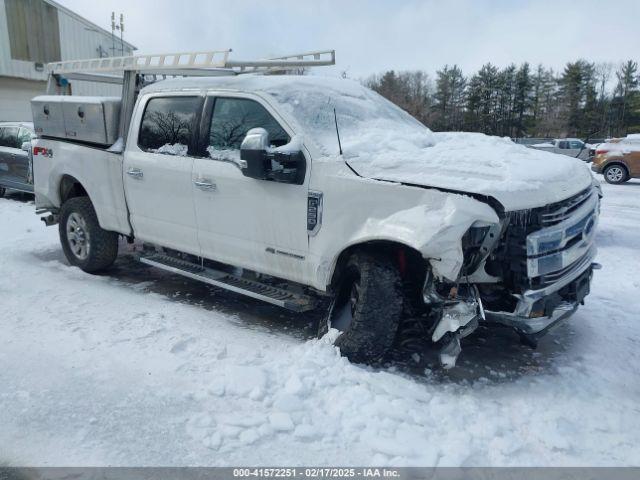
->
[460,222,503,277]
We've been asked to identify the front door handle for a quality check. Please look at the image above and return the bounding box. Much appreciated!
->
[194,179,216,191]
[126,168,143,179]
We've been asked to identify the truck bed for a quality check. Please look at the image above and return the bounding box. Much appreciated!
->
[33,138,132,236]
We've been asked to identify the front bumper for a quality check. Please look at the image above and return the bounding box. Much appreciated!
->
[485,247,598,334]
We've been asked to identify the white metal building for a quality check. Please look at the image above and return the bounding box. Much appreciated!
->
[0,0,136,121]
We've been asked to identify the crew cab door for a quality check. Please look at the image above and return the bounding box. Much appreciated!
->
[123,94,202,255]
[191,94,311,283]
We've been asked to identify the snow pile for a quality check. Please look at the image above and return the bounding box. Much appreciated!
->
[623,133,640,142]
[206,146,240,161]
[152,143,188,156]
[346,131,593,210]
[1,179,640,466]
[598,136,640,154]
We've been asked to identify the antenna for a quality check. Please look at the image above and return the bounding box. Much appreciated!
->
[333,108,343,156]
[110,12,115,57]
[119,14,124,56]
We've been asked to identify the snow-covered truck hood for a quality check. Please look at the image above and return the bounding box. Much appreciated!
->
[346,131,594,212]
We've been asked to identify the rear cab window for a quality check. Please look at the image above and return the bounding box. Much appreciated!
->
[206,97,290,162]
[137,96,201,156]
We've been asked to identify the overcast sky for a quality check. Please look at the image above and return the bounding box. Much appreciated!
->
[56,0,640,80]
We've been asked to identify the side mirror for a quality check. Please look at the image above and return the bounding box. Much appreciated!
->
[240,129,306,185]
[21,141,31,152]
[239,128,271,180]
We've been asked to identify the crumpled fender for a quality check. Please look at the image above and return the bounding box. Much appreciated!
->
[321,193,500,285]
[368,194,499,280]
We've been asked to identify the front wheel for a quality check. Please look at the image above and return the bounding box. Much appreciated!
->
[0,186,6,198]
[603,164,628,184]
[318,252,403,363]
[59,196,119,273]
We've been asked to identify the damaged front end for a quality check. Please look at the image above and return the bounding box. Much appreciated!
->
[419,184,601,368]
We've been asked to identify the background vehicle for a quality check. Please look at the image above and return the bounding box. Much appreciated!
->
[529,138,591,160]
[0,121,35,197]
[591,134,640,184]
[31,50,600,368]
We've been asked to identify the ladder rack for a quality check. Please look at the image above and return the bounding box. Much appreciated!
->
[47,49,335,76]
[43,48,335,151]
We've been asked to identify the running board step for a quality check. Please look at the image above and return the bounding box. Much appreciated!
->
[139,253,316,312]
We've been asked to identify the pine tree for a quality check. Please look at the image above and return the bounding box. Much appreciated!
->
[433,65,466,131]
[513,63,533,138]
[558,60,597,137]
[362,57,639,139]
[612,60,639,135]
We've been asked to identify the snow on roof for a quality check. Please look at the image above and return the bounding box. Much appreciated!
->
[142,74,366,96]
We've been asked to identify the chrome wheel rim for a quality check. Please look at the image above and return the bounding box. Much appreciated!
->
[606,167,624,182]
[331,279,360,332]
[66,212,90,260]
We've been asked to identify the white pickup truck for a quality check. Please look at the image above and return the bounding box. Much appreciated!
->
[31,50,601,367]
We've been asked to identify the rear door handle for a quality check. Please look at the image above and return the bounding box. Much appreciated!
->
[194,179,216,191]
[126,168,143,179]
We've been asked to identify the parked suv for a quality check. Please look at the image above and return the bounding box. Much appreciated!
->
[31,53,601,368]
[591,134,640,183]
[0,121,35,197]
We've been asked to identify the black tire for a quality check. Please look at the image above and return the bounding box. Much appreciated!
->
[59,196,119,273]
[603,164,629,184]
[0,186,6,198]
[317,252,403,363]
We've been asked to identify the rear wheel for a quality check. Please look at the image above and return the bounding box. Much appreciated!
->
[0,186,6,197]
[603,164,628,184]
[59,196,119,273]
[318,252,403,363]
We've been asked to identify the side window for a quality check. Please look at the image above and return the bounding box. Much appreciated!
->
[0,127,19,148]
[569,140,583,149]
[138,96,200,156]
[18,128,33,145]
[558,141,569,149]
[207,97,290,159]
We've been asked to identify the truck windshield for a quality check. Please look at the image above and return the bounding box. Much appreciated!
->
[263,78,435,157]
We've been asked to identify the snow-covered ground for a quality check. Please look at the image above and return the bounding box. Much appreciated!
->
[1,178,639,466]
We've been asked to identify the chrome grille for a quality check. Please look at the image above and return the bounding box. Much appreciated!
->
[526,187,599,280]
[539,187,594,227]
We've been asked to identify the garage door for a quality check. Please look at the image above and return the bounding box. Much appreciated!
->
[0,77,46,122]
